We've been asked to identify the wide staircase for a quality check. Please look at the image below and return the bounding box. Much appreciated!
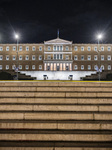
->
[0,81,112,150]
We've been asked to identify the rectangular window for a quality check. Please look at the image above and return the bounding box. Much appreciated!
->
[65,55,69,60]
[6,65,9,70]
[81,47,84,51]
[0,47,3,51]
[32,46,35,51]
[74,46,78,51]
[39,55,42,60]
[88,46,91,51]
[74,65,78,70]
[39,46,42,51]
[108,65,111,70]
[88,55,91,60]
[26,55,29,60]
[48,46,51,51]
[0,55,3,60]
[57,46,59,51]
[47,55,51,60]
[88,65,91,70]
[39,65,42,69]
[94,55,98,60]
[108,55,111,60]
[74,55,78,60]
[54,46,56,51]
[60,46,63,51]
[94,47,97,51]
[0,65,2,70]
[81,65,84,70]
[57,54,59,59]
[6,55,9,60]
[32,65,35,70]
[19,46,22,51]
[13,46,16,51]
[60,54,63,60]
[81,55,84,60]
[54,54,56,59]
[25,65,29,70]
[101,65,104,70]
[32,55,36,60]
[65,46,69,51]
[6,46,9,51]
[19,65,22,70]
[12,55,16,60]
[26,46,29,51]
[19,55,22,60]
[101,55,104,61]
[101,46,104,51]
[108,46,111,51]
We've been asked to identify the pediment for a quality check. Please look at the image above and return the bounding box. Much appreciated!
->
[44,38,72,45]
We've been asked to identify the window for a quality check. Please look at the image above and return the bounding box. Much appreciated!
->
[13,46,16,51]
[19,65,22,70]
[101,46,104,51]
[0,65,2,70]
[19,55,22,60]
[108,65,111,70]
[88,46,91,51]
[39,55,42,60]
[101,55,104,61]
[108,46,111,51]
[32,46,35,51]
[74,55,78,60]
[25,55,29,60]
[19,46,22,51]
[81,55,84,60]
[101,65,104,70]
[94,65,98,71]
[39,46,42,51]
[6,55,9,60]
[0,55,3,60]
[53,46,56,51]
[74,46,78,51]
[88,55,91,60]
[12,65,16,70]
[81,47,84,51]
[57,54,59,59]
[54,54,56,59]
[26,46,29,51]
[60,46,63,51]
[48,46,51,51]
[39,65,42,69]
[60,54,63,60]
[6,65,9,70]
[94,55,98,60]
[25,65,29,70]
[32,55,35,60]
[65,55,69,60]
[57,46,59,51]
[0,47,3,51]
[6,46,9,51]
[94,47,97,51]
[107,55,111,61]
[65,46,69,51]
[32,65,35,70]
[88,65,91,70]
[81,65,84,70]
[74,65,78,70]
[47,55,51,60]
[12,55,16,60]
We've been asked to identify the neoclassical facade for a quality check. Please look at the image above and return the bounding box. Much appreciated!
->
[0,37,112,72]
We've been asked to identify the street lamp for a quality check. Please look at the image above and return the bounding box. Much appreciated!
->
[15,33,19,80]
[97,34,103,81]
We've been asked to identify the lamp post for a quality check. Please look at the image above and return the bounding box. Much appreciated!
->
[97,34,103,81]
[15,34,19,80]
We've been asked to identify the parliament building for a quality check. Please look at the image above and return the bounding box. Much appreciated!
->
[0,37,112,80]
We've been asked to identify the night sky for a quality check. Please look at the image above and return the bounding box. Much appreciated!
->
[0,0,112,44]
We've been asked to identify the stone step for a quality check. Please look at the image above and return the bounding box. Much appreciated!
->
[0,122,111,130]
[0,133,112,141]
[0,98,112,104]
[0,92,112,98]
[0,105,112,112]
[0,112,112,120]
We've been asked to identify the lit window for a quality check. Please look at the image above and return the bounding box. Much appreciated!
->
[74,55,78,60]
[107,55,111,61]
[32,65,35,70]
[13,46,16,51]
[65,55,69,60]
[94,47,97,51]
[47,55,51,60]
[6,65,9,70]
[39,55,42,60]
[88,55,91,60]
[74,65,78,70]
[101,55,104,61]
[6,46,9,51]
[39,65,42,69]
[0,47,3,51]
[74,46,78,51]
[101,46,104,51]
[108,46,111,51]
[108,65,111,70]
[48,46,51,51]
[32,55,35,60]
[12,55,16,60]
[19,65,22,70]
[81,65,84,70]
[65,46,69,51]
[19,46,22,51]
[25,65,29,70]
[88,65,91,70]
[0,65,2,70]
[88,46,91,51]
[81,55,84,60]
[26,55,29,60]
[94,55,98,60]
[81,47,84,51]
[39,46,42,51]
[0,55,3,60]
[19,55,22,60]
[32,46,35,51]
[26,46,29,51]
[6,55,9,60]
